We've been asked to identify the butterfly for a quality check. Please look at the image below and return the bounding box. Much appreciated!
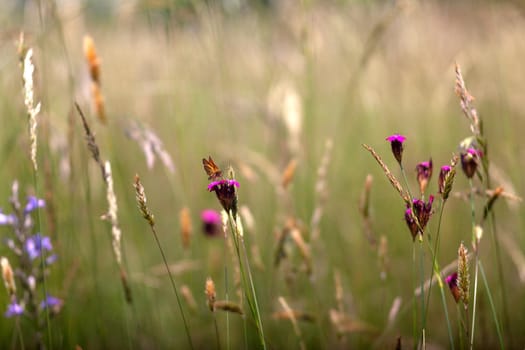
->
[202,156,223,180]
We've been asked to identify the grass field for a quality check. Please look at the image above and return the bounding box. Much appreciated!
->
[0,1,524,348]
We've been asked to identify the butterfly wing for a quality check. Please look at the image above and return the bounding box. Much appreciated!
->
[203,156,222,180]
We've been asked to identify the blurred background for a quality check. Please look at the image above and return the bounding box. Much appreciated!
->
[0,0,524,348]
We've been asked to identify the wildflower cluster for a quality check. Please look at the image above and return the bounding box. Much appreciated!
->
[0,182,61,321]
[404,197,434,241]
[385,134,459,240]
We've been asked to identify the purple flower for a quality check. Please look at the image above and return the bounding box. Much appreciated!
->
[46,254,58,265]
[24,196,45,214]
[201,209,223,237]
[40,295,62,311]
[405,196,434,240]
[25,234,53,260]
[207,179,240,191]
[404,207,418,241]
[207,179,240,216]
[416,159,433,195]
[5,301,24,317]
[445,272,460,303]
[460,148,481,179]
[413,196,434,229]
[445,272,457,287]
[0,211,15,225]
[386,134,406,164]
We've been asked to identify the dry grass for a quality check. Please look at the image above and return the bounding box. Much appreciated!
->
[0,1,524,348]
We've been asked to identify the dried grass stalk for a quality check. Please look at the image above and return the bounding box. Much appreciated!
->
[101,161,122,266]
[359,174,376,246]
[362,144,410,205]
[125,121,176,173]
[21,48,41,171]
[181,285,197,311]
[455,63,480,135]
[214,300,244,315]
[311,139,333,241]
[75,103,105,179]
[180,207,192,250]
[282,158,298,189]
[205,277,216,311]
[334,270,344,313]
[272,310,316,323]
[277,296,306,350]
[83,35,106,124]
[330,309,376,335]
[1,257,16,297]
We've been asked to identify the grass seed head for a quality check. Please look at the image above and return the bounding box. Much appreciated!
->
[180,207,192,249]
[205,277,216,311]
[439,156,457,200]
[281,158,297,189]
[83,35,100,84]
[1,257,16,297]
[457,242,470,309]
[133,174,155,226]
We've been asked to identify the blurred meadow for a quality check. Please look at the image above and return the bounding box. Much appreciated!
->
[0,0,524,348]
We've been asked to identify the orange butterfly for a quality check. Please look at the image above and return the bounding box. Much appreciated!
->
[202,156,223,180]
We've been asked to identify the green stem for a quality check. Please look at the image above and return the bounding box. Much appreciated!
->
[223,235,230,350]
[424,238,455,349]
[422,199,454,349]
[400,163,419,350]
[439,280,455,349]
[419,240,425,349]
[468,179,478,350]
[457,304,464,350]
[478,261,505,349]
[424,200,446,317]
[33,172,52,349]
[399,164,414,200]
[213,316,221,350]
[228,214,266,349]
[412,243,417,350]
[470,260,479,350]
[150,225,194,350]
[481,139,510,347]
[464,305,470,349]
[15,317,25,350]
[240,238,265,348]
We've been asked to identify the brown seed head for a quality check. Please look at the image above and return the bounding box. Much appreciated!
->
[1,257,16,296]
[133,174,155,226]
[457,242,470,309]
[180,207,192,249]
[91,83,106,124]
[282,158,297,189]
[205,277,216,311]
[83,35,101,83]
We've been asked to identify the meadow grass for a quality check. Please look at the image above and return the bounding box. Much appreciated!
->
[0,1,524,348]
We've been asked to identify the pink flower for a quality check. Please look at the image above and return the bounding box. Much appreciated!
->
[201,209,222,237]
[386,134,406,164]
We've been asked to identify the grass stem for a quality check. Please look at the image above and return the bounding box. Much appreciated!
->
[478,261,504,349]
[468,179,478,350]
[228,214,266,349]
